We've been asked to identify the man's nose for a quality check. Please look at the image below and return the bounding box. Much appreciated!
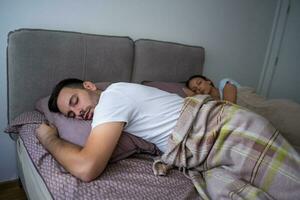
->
[72,107,84,118]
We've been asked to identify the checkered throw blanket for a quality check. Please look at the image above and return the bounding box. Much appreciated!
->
[153,95,300,200]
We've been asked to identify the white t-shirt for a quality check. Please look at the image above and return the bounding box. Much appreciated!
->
[218,78,241,100]
[91,82,184,152]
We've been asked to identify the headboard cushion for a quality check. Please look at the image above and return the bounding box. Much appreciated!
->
[132,39,204,83]
[7,29,205,123]
[7,29,134,122]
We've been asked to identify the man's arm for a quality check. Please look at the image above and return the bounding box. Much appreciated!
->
[223,82,237,103]
[36,122,124,182]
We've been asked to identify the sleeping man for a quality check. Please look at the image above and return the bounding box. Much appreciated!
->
[36,78,300,199]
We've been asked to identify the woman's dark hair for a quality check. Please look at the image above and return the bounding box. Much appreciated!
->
[48,78,84,112]
[185,74,215,88]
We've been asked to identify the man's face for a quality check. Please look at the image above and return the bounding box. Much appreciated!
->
[188,77,213,95]
[57,87,99,120]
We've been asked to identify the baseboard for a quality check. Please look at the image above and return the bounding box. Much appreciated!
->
[0,178,23,190]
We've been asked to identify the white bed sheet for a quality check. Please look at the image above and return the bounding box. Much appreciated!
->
[17,138,52,200]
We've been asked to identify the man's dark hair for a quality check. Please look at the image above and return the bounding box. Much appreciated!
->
[48,78,84,113]
[185,74,215,88]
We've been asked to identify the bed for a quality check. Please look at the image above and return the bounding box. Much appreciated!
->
[6,29,300,200]
[6,29,204,200]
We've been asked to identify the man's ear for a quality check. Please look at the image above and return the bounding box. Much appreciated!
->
[83,81,97,91]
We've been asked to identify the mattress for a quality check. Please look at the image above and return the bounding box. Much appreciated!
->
[16,122,199,200]
[17,138,53,200]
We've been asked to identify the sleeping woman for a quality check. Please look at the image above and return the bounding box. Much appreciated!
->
[183,75,240,104]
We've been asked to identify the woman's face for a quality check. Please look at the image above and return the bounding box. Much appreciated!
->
[188,77,213,95]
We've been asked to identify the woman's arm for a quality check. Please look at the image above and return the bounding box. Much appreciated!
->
[223,82,238,103]
[182,87,196,97]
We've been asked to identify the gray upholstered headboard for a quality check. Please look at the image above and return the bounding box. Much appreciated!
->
[132,39,204,83]
[7,29,204,123]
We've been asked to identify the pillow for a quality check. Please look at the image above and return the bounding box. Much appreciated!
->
[142,81,186,98]
[5,111,46,134]
[4,111,46,140]
[35,82,161,162]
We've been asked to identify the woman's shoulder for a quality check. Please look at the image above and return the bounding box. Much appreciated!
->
[219,78,241,89]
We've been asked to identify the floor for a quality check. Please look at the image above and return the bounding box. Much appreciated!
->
[0,180,27,200]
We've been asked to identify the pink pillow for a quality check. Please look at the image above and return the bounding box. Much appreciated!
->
[36,82,161,162]
[142,81,186,97]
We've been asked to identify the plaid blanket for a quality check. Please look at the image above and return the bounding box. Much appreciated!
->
[153,95,300,200]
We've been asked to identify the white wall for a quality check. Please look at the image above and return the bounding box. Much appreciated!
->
[263,0,300,103]
[0,0,277,182]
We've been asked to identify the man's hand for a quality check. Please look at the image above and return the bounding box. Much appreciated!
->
[35,121,124,182]
[36,123,59,146]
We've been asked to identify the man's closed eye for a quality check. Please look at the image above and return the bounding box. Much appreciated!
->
[70,95,78,107]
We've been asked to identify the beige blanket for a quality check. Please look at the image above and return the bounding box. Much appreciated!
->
[153,95,300,200]
[237,87,300,152]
